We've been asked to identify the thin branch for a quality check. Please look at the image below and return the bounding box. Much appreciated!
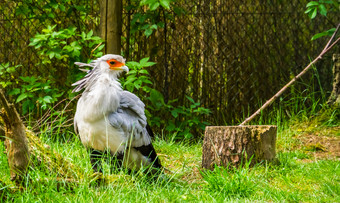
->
[240,23,340,126]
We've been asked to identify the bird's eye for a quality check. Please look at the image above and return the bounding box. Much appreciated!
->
[109,61,116,65]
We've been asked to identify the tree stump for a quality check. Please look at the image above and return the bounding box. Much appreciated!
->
[202,125,277,170]
[0,90,30,182]
[327,54,340,106]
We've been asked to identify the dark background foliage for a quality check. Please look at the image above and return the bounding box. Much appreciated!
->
[0,0,338,138]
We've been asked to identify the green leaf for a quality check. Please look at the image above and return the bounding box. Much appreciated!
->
[171,110,178,118]
[311,28,336,40]
[140,0,156,6]
[311,32,328,40]
[53,92,64,98]
[20,76,36,82]
[140,58,156,67]
[160,0,171,9]
[144,28,153,37]
[3,62,9,68]
[87,30,93,38]
[184,133,193,139]
[55,53,62,59]
[305,7,313,14]
[9,88,20,95]
[134,80,142,90]
[150,24,158,30]
[97,44,105,51]
[318,4,327,16]
[150,2,160,10]
[81,32,86,40]
[127,70,137,75]
[310,8,317,19]
[16,93,28,103]
[43,96,53,103]
[7,67,16,74]
[140,57,150,65]
[29,38,40,46]
[149,89,164,107]
[126,61,140,68]
[125,84,134,92]
[306,1,319,7]
[157,21,165,28]
[139,69,149,74]
[22,100,32,114]
[59,4,66,11]
[185,95,195,103]
[124,77,136,85]
[91,36,102,41]
[144,62,157,67]
[143,79,153,85]
[166,122,176,131]
[49,52,55,59]
[66,26,77,35]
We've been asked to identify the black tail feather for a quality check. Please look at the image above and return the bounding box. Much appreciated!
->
[134,143,162,169]
[135,124,162,168]
[146,123,155,138]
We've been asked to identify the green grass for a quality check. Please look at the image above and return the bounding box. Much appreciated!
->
[1,113,339,202]
[1,73,339,202]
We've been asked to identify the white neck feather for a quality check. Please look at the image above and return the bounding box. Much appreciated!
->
[77,71,122,121]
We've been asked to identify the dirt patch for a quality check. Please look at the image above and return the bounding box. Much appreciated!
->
[297,133,340,160]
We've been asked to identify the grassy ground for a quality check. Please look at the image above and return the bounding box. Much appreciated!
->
[0,108,339,202]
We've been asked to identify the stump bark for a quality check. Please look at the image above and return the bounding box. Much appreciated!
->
[202,125,277,170]
[327,54,340,106]
[0,90,30,182]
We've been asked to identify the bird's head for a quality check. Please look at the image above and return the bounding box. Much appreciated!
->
[72,54,129,92]
[97,54,129,74]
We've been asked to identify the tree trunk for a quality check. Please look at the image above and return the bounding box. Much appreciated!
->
[202,125,277,170]
[0,90,30,183]
[100,0,122,55]
[327,54,340,106]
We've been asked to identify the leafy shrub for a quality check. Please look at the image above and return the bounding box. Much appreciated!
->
[1,25,104,116]
[148,92,211,139]
[121,58,211,139]
[29,25,104,63]
[8,76,62,115]
[123,57,156,93]
[0,63,21,88]
[0,0,104,117]
[128,0,184,37]
[305,0,339,40]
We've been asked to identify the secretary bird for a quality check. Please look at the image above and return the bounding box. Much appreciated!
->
[72,54,162,174]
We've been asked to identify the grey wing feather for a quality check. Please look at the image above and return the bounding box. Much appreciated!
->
[108,91,150,147]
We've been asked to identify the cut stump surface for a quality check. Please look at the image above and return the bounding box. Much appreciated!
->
[202,125,277,170]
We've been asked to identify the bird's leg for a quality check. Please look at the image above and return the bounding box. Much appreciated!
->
[107,151,133,174]
[88,148,104,173]
[107,151,124,172]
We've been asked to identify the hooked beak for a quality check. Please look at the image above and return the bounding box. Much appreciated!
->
[121,65,129,73]
[110,65,129,73]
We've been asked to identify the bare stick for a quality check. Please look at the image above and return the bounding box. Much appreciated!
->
[240,23,340,126]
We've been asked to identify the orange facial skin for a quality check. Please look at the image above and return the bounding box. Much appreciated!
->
[106,59,125,70]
